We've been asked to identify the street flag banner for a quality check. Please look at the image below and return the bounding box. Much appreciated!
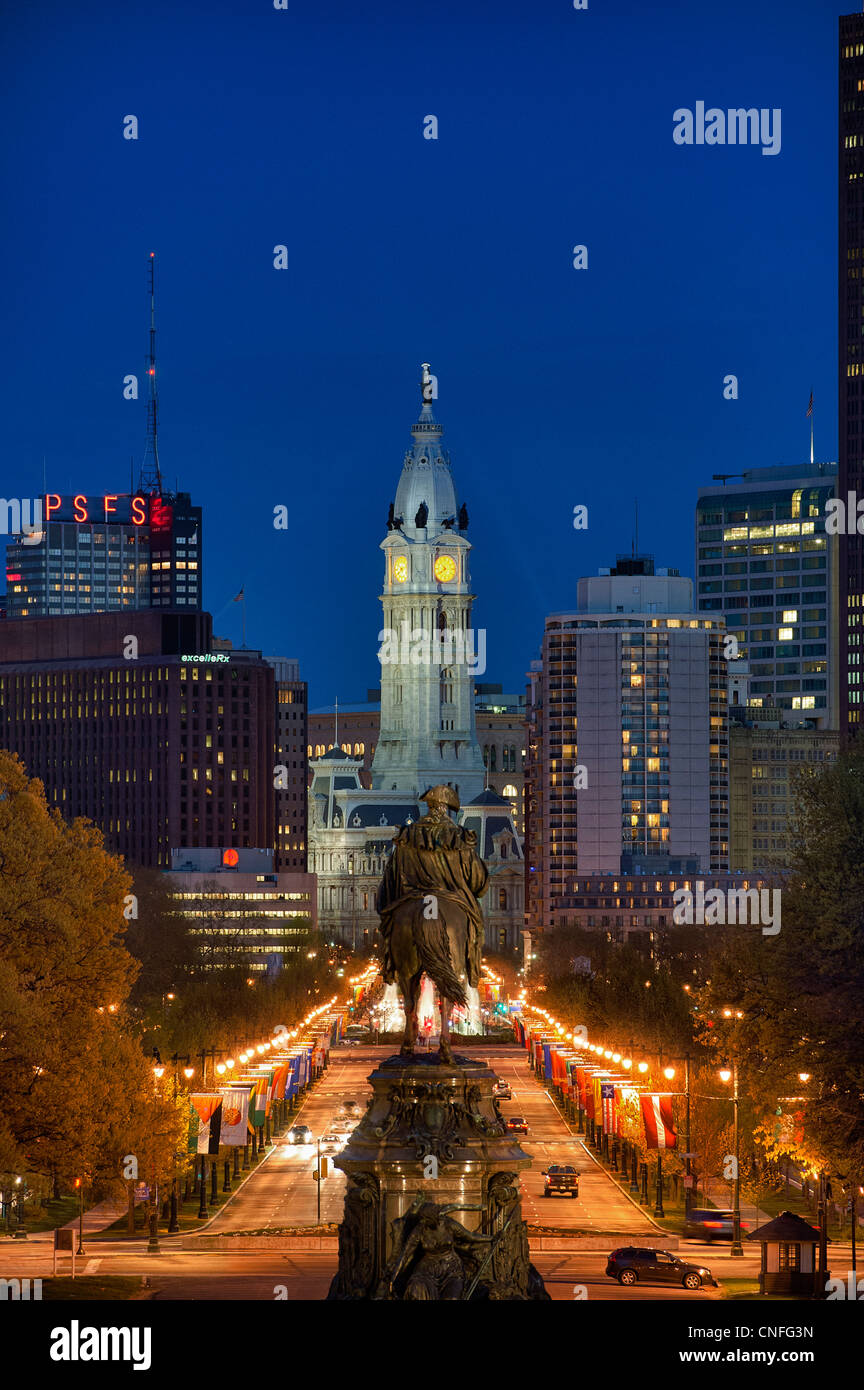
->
[218,1088,250,1146]
[601,1083,618,1137]
[640,1093,677,1150]
[272,1064,290,1102]
[191,1094,223,1155]
[249,1077,268,1126]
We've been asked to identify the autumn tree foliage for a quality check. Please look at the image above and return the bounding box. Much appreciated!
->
[0,751,182,1197]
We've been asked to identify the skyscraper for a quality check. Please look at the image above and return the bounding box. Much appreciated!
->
[0,610,274,867]
[695,464,837,728]
[4,490,202,618]
[525,556,728,934]
[268,655,309,871]
[840,13,864,732]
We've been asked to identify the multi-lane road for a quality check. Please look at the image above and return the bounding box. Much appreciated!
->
[0,1042,767,1301]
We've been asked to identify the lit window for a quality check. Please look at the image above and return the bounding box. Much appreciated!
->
[782,610,798,623]
[778,627,793,641]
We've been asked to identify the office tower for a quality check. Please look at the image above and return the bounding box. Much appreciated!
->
[165,847,317,973]
[4,490,202,618]
[0,610,274,867]
[840,13,864,732]
[525,556,728,933]
[267,656,308,871]
[729,720,839,872]
[696,465,837,728]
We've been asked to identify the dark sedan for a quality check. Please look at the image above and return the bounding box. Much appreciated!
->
[506,1116,529,1134]
[605,1247,717,1290]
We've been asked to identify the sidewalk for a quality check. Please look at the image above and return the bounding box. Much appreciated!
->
[60,1191,145,1237]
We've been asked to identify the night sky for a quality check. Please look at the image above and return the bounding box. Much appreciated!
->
[0,0,842,704]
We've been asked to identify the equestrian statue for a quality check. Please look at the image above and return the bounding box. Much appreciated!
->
[376,784,488,1065]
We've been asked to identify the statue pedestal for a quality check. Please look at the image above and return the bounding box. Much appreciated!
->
[327,1053,548,1300]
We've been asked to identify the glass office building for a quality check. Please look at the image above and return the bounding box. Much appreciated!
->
[695,464,838,729]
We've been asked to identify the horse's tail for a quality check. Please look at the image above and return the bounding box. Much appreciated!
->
[413,909,467,1007]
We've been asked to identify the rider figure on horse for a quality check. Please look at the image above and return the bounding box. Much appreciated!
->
[376,784,489,1063]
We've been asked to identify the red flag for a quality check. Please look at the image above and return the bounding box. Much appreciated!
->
[640,1093,677,1150]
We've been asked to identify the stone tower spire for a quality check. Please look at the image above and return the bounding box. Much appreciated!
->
[371,366,486,803]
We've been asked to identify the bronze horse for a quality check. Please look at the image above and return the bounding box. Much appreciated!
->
[377,785,488,1065]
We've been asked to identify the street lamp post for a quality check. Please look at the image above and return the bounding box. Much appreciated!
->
[817,1172,829,1296]
[147,1165,161,1255]
[683,1053,693,1217]
[197,1156,209,1221]
[720,1061,744,1257]
[76,1179,85,1256]
[654,1153,665,1218]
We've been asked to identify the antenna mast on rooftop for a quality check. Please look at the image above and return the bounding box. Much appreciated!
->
[138,252,163,494]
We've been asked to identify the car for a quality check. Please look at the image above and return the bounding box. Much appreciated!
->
[287,1125,313,1145]
[493,1082,513,1100]
[320,1133,344,1153]
[605,1247,718,1290]
[682,1209,751,1242]
[506,1116,529,1134]
[542,1164,579,1198]
[332,1119,354,1133]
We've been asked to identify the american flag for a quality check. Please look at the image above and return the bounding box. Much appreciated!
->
[601,1082,618,1136]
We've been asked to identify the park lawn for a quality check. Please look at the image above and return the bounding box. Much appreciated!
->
[719,1277,797,1301]
[41,1276,145,1300]
[9,1197,80,1235]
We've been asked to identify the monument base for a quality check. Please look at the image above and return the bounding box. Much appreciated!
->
[327,1052,549,1300]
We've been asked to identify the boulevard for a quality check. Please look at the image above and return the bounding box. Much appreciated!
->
[0,1042,772,1302]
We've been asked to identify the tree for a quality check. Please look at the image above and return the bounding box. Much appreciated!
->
[124,865,197,1004]
[533,924,695,1056]
[0,751,176,1197]
[695,745,864,1180]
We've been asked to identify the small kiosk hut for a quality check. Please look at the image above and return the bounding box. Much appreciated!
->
[746,1210,827,1296]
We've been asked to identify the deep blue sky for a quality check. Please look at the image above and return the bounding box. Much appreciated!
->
[0,0,843,705]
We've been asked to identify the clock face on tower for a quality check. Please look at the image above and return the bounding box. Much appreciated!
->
[393,556,409,583]
[434,554,457,583]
